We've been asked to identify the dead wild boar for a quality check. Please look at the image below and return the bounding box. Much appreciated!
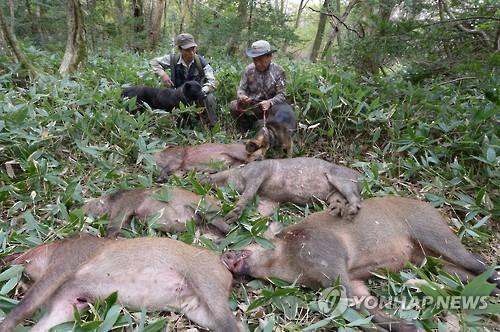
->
[153,143,264,182]
[200,157,361,223]
[83,187,230,238]
[0,236,239,332]
[222,196,499,332]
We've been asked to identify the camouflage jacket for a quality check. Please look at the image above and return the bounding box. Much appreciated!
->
[237,62,286,105]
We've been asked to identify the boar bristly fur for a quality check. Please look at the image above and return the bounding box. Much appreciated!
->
[222,196,499,332]
[201,157,361,223]
[83,187,231,238]
[0,236,239,332]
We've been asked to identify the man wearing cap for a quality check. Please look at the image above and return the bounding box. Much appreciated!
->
[150,33,218,125]
[229,40,288,133]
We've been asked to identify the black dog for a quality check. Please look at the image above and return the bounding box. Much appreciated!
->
[122,80,205,112]
[246,103,297,158]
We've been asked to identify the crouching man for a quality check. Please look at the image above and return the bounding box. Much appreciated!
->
[150,32,218,126]
[229,40,291,133]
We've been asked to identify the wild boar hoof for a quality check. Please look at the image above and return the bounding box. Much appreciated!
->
[327,205,343,217]
[346,203,361,216]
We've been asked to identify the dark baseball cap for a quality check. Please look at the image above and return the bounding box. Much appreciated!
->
[176,33,198,49]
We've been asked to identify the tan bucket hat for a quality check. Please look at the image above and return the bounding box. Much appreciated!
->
[245,40,277,58]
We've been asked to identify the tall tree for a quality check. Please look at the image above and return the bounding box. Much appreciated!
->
[132,0,144,33]
[310,0,332,62]
[226,0,249,56]
[283,0,309,52]
[24,0,43,39]
[8,0,15,37]
[150,0,166,50]
[0,6,38,77]
[320,0,359,60]
[59,0,86,74]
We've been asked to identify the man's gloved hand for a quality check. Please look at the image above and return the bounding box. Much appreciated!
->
[202,85,211,94]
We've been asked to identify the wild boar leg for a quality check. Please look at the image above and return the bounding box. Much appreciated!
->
[208,218,233,233]
[414,233,500,287]
[181,295,239,332]
[346,280,419,332]
[224,175,266,223]
[439,262,499,295]
[325,173,361,216]
[200,169,232,186]
[30,288,89,332]
[106,211,134,238]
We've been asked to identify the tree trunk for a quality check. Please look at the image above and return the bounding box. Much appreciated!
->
[438,0,453,61]
[0,6,38,77]
[149,0,166,50]
[440,0,493,48]
[35,3,45,42]
[247,0,254,47]
[114,0,124,34]
[283,0,308,52]
[310,0,331,62]
[59,0,87,74]
[8,0,15,37]
[24,0,42,37]
[132,0,144,33]
[115,0,124,21]
[226,0,248,56]
[87,0,97,50]
[335,0,342,47]
[320,0,359,60]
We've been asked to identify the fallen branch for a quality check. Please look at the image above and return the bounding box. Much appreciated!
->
[437,76,477,85]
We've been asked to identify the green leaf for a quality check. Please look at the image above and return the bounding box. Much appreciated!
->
[254,236,275,249]
[302,317,333,331]
[143,318,167,332]
[0,265,24,283]
[486,147,496,163]
[97,303,122,332]
[247,296,270,312]
[461,266,496,297]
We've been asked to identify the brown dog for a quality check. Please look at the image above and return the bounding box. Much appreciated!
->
[0,236,239,332]
[245,103,296,158]
[201,157,361,223]
[154,143,264,182]
[222,196,499,331]
[83,187,231,238]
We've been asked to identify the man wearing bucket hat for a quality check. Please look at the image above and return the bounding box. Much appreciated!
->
[150,33,218,126]
[229,40,289,133]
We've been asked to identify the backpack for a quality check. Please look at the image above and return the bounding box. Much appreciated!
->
[170,53,205,86]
